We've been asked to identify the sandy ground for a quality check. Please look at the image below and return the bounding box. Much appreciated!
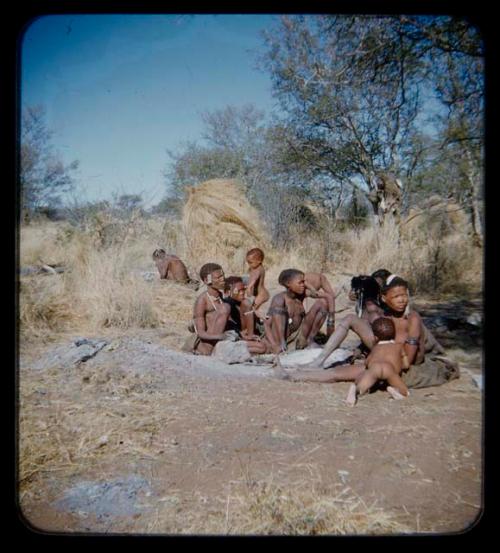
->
[17,293,483,536]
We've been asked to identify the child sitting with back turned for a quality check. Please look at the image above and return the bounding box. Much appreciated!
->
[345,317,410,407]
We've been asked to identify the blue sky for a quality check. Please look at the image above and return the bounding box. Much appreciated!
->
[21,14,280,207]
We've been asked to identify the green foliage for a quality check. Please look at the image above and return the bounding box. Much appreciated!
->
[20,105,79,219]
[113,194,144,216]
[261,15,483,221]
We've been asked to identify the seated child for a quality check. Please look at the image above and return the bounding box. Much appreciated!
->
[345,317,410,407]
[152,249,199,289]
[304,272,336,336]
[243,247,270,335]
[264,269,330,354]
[183,263,231,356]
[223,276,247,333]
[223,276,269,354]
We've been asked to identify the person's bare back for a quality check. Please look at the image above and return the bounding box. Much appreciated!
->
[152,249,191,283]
[366,342,405,375]
[346,317,410,406]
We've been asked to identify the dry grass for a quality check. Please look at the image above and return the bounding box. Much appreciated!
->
[19,219,167,342]
[18,360,414,535]
[331,218,481,296]
[208,480,412,535]
[18,199,482,346]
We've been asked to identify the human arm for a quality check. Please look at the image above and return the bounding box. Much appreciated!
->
[403,312,423,366]
[245,267,261,300]
[265,295,288,354]
[154,257,169,279]
[400,347,410,370]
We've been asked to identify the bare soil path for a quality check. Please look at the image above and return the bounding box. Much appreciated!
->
[18,296,483,535]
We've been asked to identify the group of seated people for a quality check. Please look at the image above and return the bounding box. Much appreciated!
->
[154,247,459,406]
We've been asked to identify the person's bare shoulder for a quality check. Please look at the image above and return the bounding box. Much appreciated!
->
[193,293,207,312]
[408,310,423,324]
[270,291,286,307]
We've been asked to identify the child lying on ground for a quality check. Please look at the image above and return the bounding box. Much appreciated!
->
[345,317,410,407]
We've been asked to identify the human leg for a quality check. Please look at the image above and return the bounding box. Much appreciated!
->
[355,366,383,396]
[384,368,409,398]
[290,361,366,383]
[240,299,259,339]
[345,383,358,407]
[301,299,328,345]
[301,313,375,368]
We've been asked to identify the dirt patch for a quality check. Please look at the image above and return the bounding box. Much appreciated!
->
[18,316,482,535]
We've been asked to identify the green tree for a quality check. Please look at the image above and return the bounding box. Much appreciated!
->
[163,104,317,245]
[261,15,425,215]
[113,193,144,216]
[20,105,79,220]
[261,15,484,229]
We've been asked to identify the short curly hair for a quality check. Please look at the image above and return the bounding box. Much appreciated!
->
[278,268,304,287]
[199,263,222,282]
[224,275,243,293]
[372,317,396,341]
[246,247,264,260]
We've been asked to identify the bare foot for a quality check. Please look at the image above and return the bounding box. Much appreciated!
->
[387,386,408,400]
[345,383,358,407]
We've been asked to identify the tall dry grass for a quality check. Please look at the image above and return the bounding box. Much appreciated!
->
[331,218,482,296]
[19,201,482,345]
[19,219,169,343]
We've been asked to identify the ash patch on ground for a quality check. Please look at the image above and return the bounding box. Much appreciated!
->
[53,475,153,519]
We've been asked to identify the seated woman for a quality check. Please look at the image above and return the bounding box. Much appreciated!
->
[290,275,458,389]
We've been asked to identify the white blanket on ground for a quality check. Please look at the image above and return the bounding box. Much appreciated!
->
[254,347,353,369]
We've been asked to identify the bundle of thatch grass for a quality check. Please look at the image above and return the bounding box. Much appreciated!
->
[181,179,269,274]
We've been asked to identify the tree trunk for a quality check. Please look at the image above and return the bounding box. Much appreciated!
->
[464,148,483,247]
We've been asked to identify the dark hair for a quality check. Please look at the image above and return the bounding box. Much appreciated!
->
[199,263,222,282]
[381,276,409,295]
[372,317,396,340]
[351,275,380,301]
[224,275,243,292]
[152,248,166,259]
[371,269,392,283]
[246,247,264,260]
[278,268,304,287]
